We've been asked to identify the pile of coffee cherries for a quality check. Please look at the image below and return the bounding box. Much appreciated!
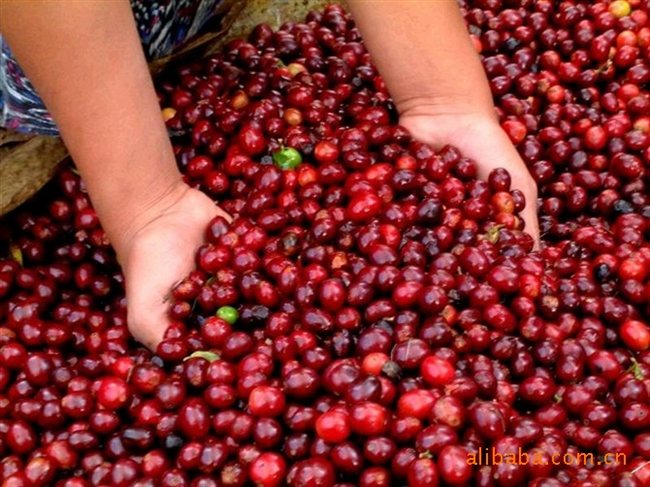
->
[1,1,649,486]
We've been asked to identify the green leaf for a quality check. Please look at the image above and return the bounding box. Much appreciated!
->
[629,358,644,380]
[184,350,220,362]
[9,245,23,267]
[485,224,504,244]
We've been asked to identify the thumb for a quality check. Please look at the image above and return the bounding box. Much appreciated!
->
[127,299,169,351]
[520,203,541,250]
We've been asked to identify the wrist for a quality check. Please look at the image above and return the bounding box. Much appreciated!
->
[395,90,496,122]
[400,106,501,150]
[102,176,189,260]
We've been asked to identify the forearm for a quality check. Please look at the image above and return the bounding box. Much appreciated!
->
[348,0,495,118]
[1,1,183,255]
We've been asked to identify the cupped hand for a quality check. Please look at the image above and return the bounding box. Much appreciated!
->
[115,184,231,350]
[400,111,540,246]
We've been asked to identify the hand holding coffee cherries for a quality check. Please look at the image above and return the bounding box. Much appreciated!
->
[400,111,540,245]
[2,3,235,351]
[117,186,231,350]
[348,1,541,245]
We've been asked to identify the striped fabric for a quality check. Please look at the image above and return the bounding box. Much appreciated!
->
[0,0,221,135]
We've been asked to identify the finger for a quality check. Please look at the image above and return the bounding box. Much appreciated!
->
[125,252,178,351]
[127,315,168,351]
[508,178,540,249]
[215,205,234,223]
[520,203,541,250]
[126,287,170,351]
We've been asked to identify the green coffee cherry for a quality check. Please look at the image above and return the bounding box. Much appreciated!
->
[216,305,239,324]
[272,147,302,170]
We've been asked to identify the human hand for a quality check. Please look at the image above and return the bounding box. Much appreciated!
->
[400,111,540,246]
[115,183,231,350]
